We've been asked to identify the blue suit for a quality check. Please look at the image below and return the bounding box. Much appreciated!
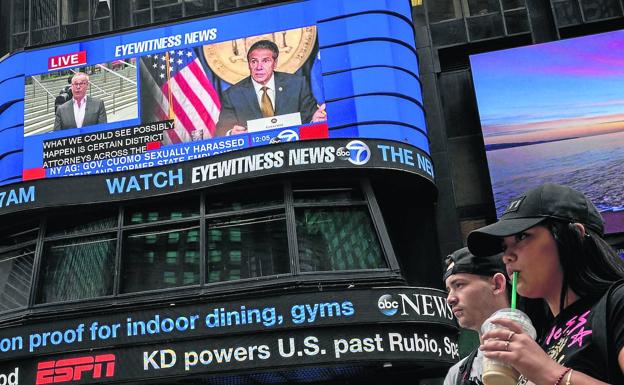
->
[216,72,317,136]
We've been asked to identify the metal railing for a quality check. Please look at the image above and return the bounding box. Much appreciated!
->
[30,77,57,113]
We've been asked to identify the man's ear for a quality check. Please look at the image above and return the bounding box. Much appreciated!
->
[491,272,507,295]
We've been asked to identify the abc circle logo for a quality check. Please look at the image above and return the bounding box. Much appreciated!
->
[377,294,399,316]
[277,129,299,142]
[345,140,370,165]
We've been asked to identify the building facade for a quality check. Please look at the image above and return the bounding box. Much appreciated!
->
[0,1,456,385]
[1,1,623,385]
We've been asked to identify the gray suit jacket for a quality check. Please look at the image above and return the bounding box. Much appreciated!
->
[54,97,107,131]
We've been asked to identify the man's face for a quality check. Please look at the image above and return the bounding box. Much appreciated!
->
[445,273,498,331]
[248,48,277,85]
[71,75,89,101]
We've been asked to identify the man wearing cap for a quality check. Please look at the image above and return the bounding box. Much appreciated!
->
[443,247,510,385]
[467,183,624,385]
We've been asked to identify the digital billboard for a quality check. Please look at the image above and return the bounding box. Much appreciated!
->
[470,29,624,234]
[0,0,429,190]
[0,287,458,384]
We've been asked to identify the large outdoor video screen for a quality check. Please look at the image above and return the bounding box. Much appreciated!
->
[23,25,326,177]
[0,0,427,184]
[470,29,624,234]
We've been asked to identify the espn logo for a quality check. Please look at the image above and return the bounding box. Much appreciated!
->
[36,354,115,385]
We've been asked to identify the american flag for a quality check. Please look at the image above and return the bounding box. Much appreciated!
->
[140,48,220,144]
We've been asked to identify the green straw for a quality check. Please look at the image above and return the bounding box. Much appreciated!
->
[511,271,518,309]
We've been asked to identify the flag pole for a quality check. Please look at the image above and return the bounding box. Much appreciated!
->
[165,52,174,119]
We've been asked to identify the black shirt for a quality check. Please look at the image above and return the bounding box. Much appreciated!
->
[519,285,624,384]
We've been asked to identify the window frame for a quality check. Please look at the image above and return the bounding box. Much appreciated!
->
[0,220,40,315]
[2,178,400,317]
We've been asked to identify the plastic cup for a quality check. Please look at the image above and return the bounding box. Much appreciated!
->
[481,308,537,385]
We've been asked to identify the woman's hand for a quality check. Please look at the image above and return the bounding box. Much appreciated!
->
[480,318,564,385]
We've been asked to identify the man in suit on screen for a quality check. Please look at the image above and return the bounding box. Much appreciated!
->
[54,72,107,131]
[215,39,326,136]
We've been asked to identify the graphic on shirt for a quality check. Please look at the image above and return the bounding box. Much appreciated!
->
[545,310,592,349]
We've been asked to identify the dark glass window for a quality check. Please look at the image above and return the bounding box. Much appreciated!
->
[93,0,111,19]
[61,0,89,24]
[553,0,583,26]
[430,19,468,47]
[92,17,111,34]
[154,0,180,6]
[12,0,30,33]
[238,0,263,6]
[427,0,461,23]
[293,184,364,204]
[0,221,39,248]
[502,0,525,9]
[0,246,35,311]
[206,186,282,214]
[32,0,58,29]
[37,235,116,303]
[466,0,501,16]
[186,0,215,15]
[125,196,199,224]
[133,9,152,26]
[216,0,237,11]
[206,212,289,283]
[12,33,30,51]
[467,12,505,40]
[47,208,117,236]
[113,0,132,29]
[0,219,38,311]
[504,8,530,34]
[32,27,60,46]
[581,0,621,22]
[153,3,183,22]
[122,224,201,293]
[133,0,151,10]
[2,179,392,310]
[296,207,386,272]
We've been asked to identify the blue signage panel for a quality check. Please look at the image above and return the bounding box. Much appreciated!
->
[0,0,430,189]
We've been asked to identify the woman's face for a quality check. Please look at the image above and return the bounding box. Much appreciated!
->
[501,225,563,300]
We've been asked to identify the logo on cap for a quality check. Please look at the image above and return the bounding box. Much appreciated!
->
[503,196,525,214]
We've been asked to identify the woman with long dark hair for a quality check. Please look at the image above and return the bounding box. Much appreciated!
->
[467,183,624,385]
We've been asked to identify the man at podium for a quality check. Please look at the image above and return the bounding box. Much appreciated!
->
[215,40,327,136]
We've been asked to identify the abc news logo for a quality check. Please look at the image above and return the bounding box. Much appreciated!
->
[377,294,400,316]
[36,354,115,385]
[337,140,370,166]
[377,294,453,319]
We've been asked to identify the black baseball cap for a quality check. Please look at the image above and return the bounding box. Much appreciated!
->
[467,183,604,257]
[443,247,506,281]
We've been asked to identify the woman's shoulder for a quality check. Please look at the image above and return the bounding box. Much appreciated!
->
[604,279,624,308]
[610,279,624,294]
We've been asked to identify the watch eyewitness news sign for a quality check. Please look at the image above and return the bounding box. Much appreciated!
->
[0,138,435,216]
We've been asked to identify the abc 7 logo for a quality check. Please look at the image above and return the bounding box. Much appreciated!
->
[377,294,399,316]
[270,129,299,144]
[336,140,370,165]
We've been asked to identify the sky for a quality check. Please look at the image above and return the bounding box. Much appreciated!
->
[470,29,624,145]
